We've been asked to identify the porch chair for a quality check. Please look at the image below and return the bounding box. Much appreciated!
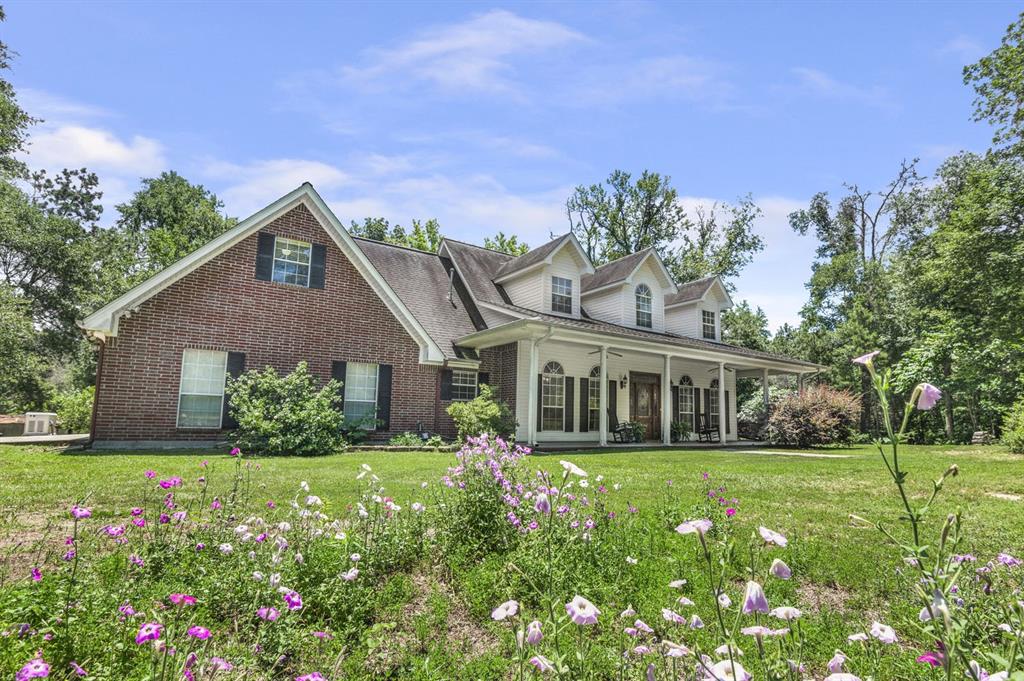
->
[697,415,720,443]
[608,412,634,443]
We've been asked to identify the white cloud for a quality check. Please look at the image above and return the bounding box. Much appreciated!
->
[791,67,895,111]
[17,88,111,121]
[340,9,585,95]
[203,159,352,217]
[937,35,983,62]
[26,125,165,176]
[571,54,735,109]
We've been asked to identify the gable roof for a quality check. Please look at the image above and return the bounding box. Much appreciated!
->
[580,247,678,295]
[353,237,480,359]
[664,275,733,308]
[438,239,515,306]
[79,183,448,364]
[492,233,594,282]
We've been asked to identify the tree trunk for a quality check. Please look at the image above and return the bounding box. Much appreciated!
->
[942,358,954,441]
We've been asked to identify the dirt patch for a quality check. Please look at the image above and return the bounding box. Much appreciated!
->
[987,492,1022,502]
[0,511,59,583]
[797,581,854,615]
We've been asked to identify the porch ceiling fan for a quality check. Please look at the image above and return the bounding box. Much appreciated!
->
[706,366,736,372]
[586,349,625,358]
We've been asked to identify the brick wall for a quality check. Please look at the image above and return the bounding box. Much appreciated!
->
[480,342,518,413]
[92,203,445,444]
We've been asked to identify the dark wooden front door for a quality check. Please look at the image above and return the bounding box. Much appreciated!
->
[629,372,660,440]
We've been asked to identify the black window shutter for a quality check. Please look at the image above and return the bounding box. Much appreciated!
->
[440,369,453,400]
[222,351,246,429]
[725,390,731,435]
[563,377,574,432]
[255,233,275,281]
[477,371,490,396]
[331,361,347,411]
[671,385,679,423]
[693,388,701,430]
[608,380,617,427]
[376,364,393,431]
[578,377,589,432]
[309,243,326,289]
[704,388,711,426]
[536,375,543,430]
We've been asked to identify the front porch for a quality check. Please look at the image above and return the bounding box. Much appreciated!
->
[531,439,768,452]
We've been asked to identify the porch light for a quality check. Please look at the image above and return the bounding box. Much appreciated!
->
[619,374,628,389]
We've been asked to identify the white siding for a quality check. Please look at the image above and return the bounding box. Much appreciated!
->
[623,261,666,332]
[543,248,583,317]
[503,270,544,311]
[665,303,699,337]
[582,286,625,324]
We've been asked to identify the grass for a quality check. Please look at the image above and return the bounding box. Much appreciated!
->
[1,442,1021,678]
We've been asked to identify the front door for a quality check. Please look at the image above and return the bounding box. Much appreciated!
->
[629,372,660,440]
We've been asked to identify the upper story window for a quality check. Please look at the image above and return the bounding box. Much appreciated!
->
[450,369,479,402]
[551,276,573,314]
[635,284,653,328]
[702,310,717,339]
[541,361,565,431]
[273,237,313,286]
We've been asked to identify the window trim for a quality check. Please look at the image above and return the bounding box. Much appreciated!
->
[588,365,601,431]
[551,276,573,315]
[344,361,379,430]
[709,377,720,428]
[635,284,653,328]
[450,369,479,402]
[678,375,694,427]
[541,361,565,431]
[702,310,717,339]
[176,349,228,430]
[272,236,313,288]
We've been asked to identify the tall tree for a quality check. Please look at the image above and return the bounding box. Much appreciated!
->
[964,13,1024,158]
[721,300,770,351]
[565,169,764,286]
[484,231,529,256]
[0,8,35,178]
[349,217,443,252]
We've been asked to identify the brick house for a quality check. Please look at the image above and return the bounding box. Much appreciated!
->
[80,183,819,449]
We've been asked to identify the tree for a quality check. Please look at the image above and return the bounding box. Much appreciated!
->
[565,169,764,287]
[964,13,1024,158]
[349,217,443,252]
[0,284,51,411]
[0,8,35,178]
[483,231,529,256]
[721,300,770,351]
[113,171,236,276]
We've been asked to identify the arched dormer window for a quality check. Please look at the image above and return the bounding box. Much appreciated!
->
[541,361,565,431]
[678,375,694,428]
[635,284,652,328]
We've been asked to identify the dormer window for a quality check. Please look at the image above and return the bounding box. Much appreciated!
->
[635,284,652,328]
[702,310,716,339]
[551,276,573,314]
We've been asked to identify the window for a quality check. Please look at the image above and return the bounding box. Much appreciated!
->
[272,237,312,286]
[450,369,479,402]
[588,366,601,431]
[678,375,694,428]
[344,362,378,428]
[177,349,228,428]
[541,361,565,431]
[635,284,653,328]
[551,276,573,314]
[709,378,720,428]
[702,310,717,339]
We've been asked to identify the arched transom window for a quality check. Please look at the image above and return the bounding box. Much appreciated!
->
[541,361,565,431]
[635,284,653,328]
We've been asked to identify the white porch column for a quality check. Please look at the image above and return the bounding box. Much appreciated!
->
[527,339,539,446]
[599,346,608,446]
[762,368,770,415]
[662,354,672,445]
[718,361,727,443]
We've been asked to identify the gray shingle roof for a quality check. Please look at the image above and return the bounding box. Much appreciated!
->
[354,237,480,359]
[440,239,515,306]
[493,234,573,279]
[581,248,654,292]
[665,276,716,306]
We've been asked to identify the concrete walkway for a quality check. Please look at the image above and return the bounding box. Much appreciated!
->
[0,433,90,445]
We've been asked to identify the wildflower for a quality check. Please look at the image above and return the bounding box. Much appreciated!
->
[689,615,704,629]
[677,596,695,606]
[619,606,636,618]
[528,655,555,673]
[851,350,880,367]
[718,592,732,608]
[210,499,221,511]
[144,470,156,479]
[707,659,751,680]
[219,543,233,554]
[757,526,787,546]
[68,661,86,677]
[675,519,712,536]
[341,568,359,581]
[412,502,425,513]
[565,595,600,625]
[230,447,241,457]
[257,607,280,622]
[296,674,325,681]
[915,382,942,410]
[997,552,1022,567]
[716,642,746,656]
[664,640,691,657]
[534,493,551,514]
[725,507,736,517]
[869,621,897,644]
[669,579,687,589]
[769,606,801,621]
[187,626,211,640]
[283,590,303,610]
[635,619,654,633]
[208,658,233,672]
[916,651,943,667]
[559,460,588,477]
[846,632,868,642]
[491,600,519,621]
[626,556,638,565]
[526,620,543,644]
[350,553,362,563]
[30,567,41,582]
[168,593,197,607]
[17,654,50,680]
[741,581,769,614]
[70,505,91,519]
[827,650,847,673]
[135,622,162,645]
[824,675,861,681]
[312,631,333,640]
[769,558,792,580]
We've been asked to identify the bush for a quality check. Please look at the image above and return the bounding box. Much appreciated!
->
[670,418,691,442]
[764,384,860,447]
[445,384,516,441]
[388,431,446,447]
[51,385,94,433]
[1003,398,1024,454]
[226,361,346,456]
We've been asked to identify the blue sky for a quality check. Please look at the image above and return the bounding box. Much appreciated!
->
[5,1,1015,329]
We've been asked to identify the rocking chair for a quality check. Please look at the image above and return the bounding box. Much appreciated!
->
[697,414,720,443]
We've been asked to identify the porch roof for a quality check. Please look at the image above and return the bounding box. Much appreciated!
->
[455,313,824,373]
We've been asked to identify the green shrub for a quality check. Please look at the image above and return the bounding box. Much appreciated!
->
[1003,398,1024,454]
[226,361,346,456]
[387,432,446,447]
[764,384,860,447]
[51,385,94,433]
[445,384,516,441]
[670,419,691,442]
